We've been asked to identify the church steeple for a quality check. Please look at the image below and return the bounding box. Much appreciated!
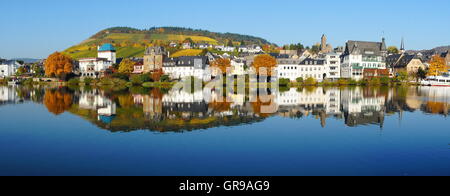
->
[400,37,405,54]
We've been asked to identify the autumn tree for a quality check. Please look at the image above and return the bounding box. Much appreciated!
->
[210,58,231,76]
[151,69,164,82]
[428,55,447,76]
[118,59,135,74]
[252,54,277,78]
[44,52,73,77]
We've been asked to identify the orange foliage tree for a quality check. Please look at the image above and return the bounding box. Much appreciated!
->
[151,69,164,82]
[44,52,73,77]
[210,58,231,76]
[43,89,73,115]
[428,55,447,76]
[252,54,277,76]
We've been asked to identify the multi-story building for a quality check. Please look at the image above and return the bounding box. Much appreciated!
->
[322,53,341,81]
[341,39,388,80]
[162,56,211,81]
[277,58,326,82]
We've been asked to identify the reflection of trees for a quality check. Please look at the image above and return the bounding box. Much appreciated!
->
[43,89,73,115]
[209,96,231,113]
[252,94,277,117]
[425,102,449,115]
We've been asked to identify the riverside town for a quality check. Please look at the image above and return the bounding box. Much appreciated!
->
[2,0,450,183]
[2,31,450,87]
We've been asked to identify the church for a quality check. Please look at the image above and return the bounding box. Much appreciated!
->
[79,43,117,78]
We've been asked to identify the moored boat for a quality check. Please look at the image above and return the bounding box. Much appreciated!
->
[421,74,450,87]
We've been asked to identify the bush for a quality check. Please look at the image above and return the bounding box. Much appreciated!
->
[68,78,80,85]
[278,78,291,86]
[83,77,93,85]
[337,79,349,86]
[111,73,129,81]
[304,77,317,86]
[380,77,390,86]
[99,77,128,86]
[160,75,171,82]
[296,77,304,83]
[349,79,358,86]
[130,74,152,85]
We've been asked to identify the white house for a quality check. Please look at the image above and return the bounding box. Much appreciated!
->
[230,59,246,75]
[162,56,212,81]
[79,43,116,78]
[277,58,327,82]
[215,45,236,52]
[239,45,263,53]
[341,39,388,80]
[0,60,21,78]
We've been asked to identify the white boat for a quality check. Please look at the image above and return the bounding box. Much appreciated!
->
[421,74,450,87]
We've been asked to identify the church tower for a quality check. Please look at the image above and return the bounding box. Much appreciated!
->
[400,37,406,54]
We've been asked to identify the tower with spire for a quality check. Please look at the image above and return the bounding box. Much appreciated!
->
[400,37,405,54]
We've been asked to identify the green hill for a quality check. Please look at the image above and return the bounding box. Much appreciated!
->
[64,27,274,59]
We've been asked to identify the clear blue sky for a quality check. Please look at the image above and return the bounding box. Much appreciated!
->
[1,0,449,59]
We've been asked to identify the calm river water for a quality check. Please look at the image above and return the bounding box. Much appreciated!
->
[0,85,450,176]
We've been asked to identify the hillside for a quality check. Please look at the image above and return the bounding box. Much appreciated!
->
[407,45,450,56]
[63,27,274,59]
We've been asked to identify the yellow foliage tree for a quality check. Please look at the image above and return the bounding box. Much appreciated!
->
[428,55,447,76]
[118,59,135,74]
[44,52,73,77]
[252,54,277,76]
[210,58,231,76]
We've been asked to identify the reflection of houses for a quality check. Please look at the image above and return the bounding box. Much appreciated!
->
[79,89,116,123]
[133,93,163,119]
[341,88,385,127]
[276,88,341,117]
[162,90,208,119]
[0,86,19,104]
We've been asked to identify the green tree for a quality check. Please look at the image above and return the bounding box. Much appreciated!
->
[388,46,399,54]
[416,67,427,80]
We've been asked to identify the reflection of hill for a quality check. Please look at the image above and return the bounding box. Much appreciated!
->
[69,104,266,133]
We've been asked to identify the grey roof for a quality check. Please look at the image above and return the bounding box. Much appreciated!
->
[388,54,423,68]
[0,60,19,65]
[163,56,209,69]
[344,40,387,56]
[145,46,165,55]
[299,58,325,65]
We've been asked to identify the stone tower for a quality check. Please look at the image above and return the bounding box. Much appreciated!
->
[320,34,333,53]
[143,46,166,73]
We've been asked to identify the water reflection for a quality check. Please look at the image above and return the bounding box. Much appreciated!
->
[1,85,450,132]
